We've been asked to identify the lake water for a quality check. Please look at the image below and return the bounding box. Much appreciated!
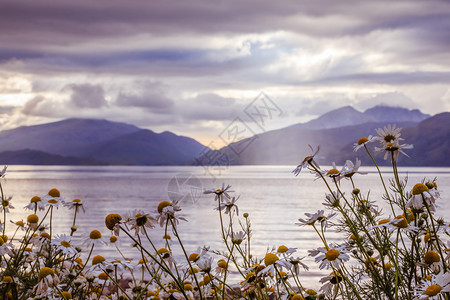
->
[3,165,449,288]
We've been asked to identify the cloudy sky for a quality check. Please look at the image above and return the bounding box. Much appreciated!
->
[1,0,449,146]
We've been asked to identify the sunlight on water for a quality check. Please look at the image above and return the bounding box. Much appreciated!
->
[3,165,450,287]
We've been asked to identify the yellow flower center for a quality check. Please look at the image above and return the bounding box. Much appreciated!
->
[357,137,369,145]
[98,272,108,280]
[163,234,171,240]
[16,221,25,227]
[291,295,305,300]
[245,272,256,280]
[157,201,172,213]
[425,181,437,189]
[48,199,58,204]
[424,284,442,296]
[89,230,102,239]
[188,267,198,274]
[40,232,50,239]
[188,253,199,262]
[384,263,393,271]
[0,237,4,246]
[412,183,430,195]
[203,274,212,285]
[27,214,39,224]
[138,258,148,264]
[184,283,193,291]
[424,250,440,265]
[277,245,289,253]
[105,214,122,230]
[264,253,279,266]
[75,258,83,265]
[60,241,71,248]
[325,249,340,261]
[30,196,41,203]
[217,259,228,269]
[2,276,12,283]
[1,235,8,242]
[326,169,340,176]
[378,218,390,225]
[61,291,72,299]
[2,200,9,207]
[305,289,317,295]
[38,267,55,281]
[110,236,118,243]
[135,213,148,226]
[158,248,169,254]
[393,215,408,229]
[92,255,105,265]
[385,142,398,151]
[403,210,415,222]
[302,155,313,164]
[72,199,81,203]
[48,188,61,197]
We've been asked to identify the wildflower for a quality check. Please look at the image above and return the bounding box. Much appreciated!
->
[231,231,246,245]
[353,135,376,152]
[89,255,107,271]
[126,209,156,235]
[276,245,297,257]
[196,256,213,273]
[24,196,46,211]
[260,253,291,276]
[296,210,336,231]
[424,250,441,265]
[51,234,78,256]
[0,196,14,213]
[309,244,350,270]
[105,213,122,236]
[215,259,228,276]
[316,162,343,183]
[292,144,321,176]
[319,270,343,295]
[341,158,367,178]
[10,219,26,231]
[0,165,7,177]
[43,188,64,208]
[203,183,233,200]
[82,229,106,248]
[407,183,436,211]
[156,200,187,228]
[414,271,450,299]
[216,196,239,215]
[36,267,60,295]
[375,140,413,162]
[104,259,134,274]
[64,198,86,213]
[287,256,309,273]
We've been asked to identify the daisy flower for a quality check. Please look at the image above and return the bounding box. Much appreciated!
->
[316,162,343,183]
[323,191,343,208]
[319,270,343,295]
[215,259,228,277]
[203,183,233,201]
[292,144,320,176]
[231,231,246,245]
[64,198,86,213]
[287,256,309,273]
[414,271,450,299]
[276,245,297,257]
[375,139,413,162]
[309,244,350,270]
[216,196,239,215]
[341,158,367,178]
[353,135,376,152]
[0,196,14,213]
[35,267,60,295]
[296,210,336,231]
[24,196,46,212]
[156,247,176,270]
[10,219,26,231]
[407,183,436,211]
[156,200,187,228]
[42,188,64,208]
[259,253,291,277]
[196,255,213,273]
[105,213,122,236]
[82,229,106,248]
[51,234,78,256]
[125,209,156,236]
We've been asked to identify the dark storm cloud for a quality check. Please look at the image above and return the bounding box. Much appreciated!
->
[22,96,58,117]
[64,83,107,108]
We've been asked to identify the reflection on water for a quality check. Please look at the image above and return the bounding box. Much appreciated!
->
[3,165,450,287]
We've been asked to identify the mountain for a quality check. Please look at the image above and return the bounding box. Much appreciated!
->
[364,106,430,123]
[0,149,105,165]
[0,118,208,165]
[81,129,207,165]
[0,118,140,156]
[292,105,430,130]
[295,106,373,130]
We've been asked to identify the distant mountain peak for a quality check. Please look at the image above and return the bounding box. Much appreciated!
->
[364,105,429,123]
